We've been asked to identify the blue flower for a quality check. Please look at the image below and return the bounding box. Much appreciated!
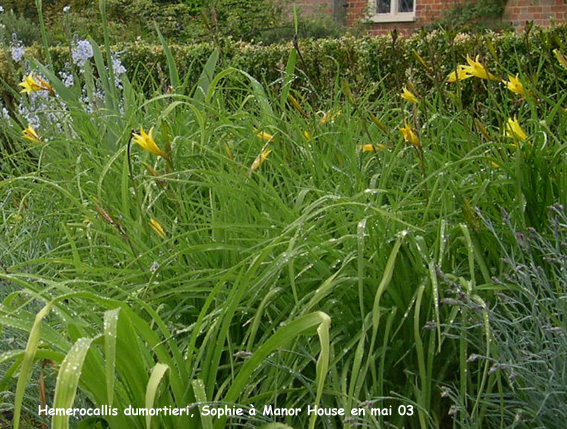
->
[72,39,93,68]
[11,34,24,62]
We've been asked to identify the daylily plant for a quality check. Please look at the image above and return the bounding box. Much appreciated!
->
[505,116,528,141]
[22,124,40,143]
[401,86,419,103]
[399,120,420,147]
[149,218,166,239]
[447,55,499,82]
[19,73,54,96]
[132,127,165,157]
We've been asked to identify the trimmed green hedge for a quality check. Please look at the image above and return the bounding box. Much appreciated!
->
[2,25,567,105]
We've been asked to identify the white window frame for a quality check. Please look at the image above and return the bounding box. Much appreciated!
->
[368,0,416,23]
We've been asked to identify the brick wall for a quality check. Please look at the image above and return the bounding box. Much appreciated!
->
[342,0,567,35]
[347,0,466,35]
[503,0,567,29]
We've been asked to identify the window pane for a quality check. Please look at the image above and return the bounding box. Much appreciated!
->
[398,0,414,13]
[377,0,391,14]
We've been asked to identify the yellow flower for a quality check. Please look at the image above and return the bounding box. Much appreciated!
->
[505,116,527,141]
[554,49,567,71]
[320,110,340,124]
[303,130,312,141]
[357,144,388,152]
[465,55,499,81]
[18,73,53,95]
[250,148,272,171]
[505,74,526,97]
[19,73,43,94]
[149,218,166,238]
[132,127,165,157]
[447,55,499,82]
[287,94,308,117]
[22,124,40,143]
[447,65,473,83]
[224,143,234,159]
[399,120,420,146]
[401,86,419,103]
[256,130,275,142]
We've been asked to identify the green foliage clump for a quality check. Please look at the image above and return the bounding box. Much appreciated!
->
[58,0,202,43]
[0,0,346,46]
[257,15,348,44]
[4,25,567,105]
[0,0,38,19]
[180,0,204,15]
[436,0,508,29]
[199,0,283,41]
[0,9,41,46]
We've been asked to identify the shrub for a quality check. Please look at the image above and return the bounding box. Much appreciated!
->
[0,9,41,46]
[257,16,349,45]
[202,0,282,41]
[3,24,566,104]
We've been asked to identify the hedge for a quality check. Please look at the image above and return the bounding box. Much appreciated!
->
[2,25,567,106]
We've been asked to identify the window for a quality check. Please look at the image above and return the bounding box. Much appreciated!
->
[370,0,416,23]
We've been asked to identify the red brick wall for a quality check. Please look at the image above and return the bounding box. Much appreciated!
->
[343,0,567,35]
[347,0,466,35]
[503,0,567,29]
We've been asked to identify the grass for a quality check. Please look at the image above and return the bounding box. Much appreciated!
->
[2,5,567,428]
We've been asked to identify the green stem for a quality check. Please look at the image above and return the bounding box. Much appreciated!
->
[35,0,53,69]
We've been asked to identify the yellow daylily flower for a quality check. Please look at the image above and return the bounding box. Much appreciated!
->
[19,74,42,93]
[465,55,499,81]
[18,73,54,95]
[447,65,473,83]
[401,86,419,103]
[132,127,165,157]
[250,148,272,171]
[505,74,526,97]
[399,120,420,147]
[357,144,388,152]
[553,49,567,71]
[287,94,308,117]
[447,55,499,82]
[255,130,275,142]
[149,218,166,238]
[505,116,527,141]
[22,124,40,143]
[224,143,234,159]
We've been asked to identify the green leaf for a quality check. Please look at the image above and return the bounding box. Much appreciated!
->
[218,312,331,429]
[192,379,213,429]
[260,424,296,429]
[145,363,169,429]
[194,49,219,101]
[13,302,52,429]
[104,308,120,406]
[155,24,180,89]
[280,48,298,106]
[53,337,96,429]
